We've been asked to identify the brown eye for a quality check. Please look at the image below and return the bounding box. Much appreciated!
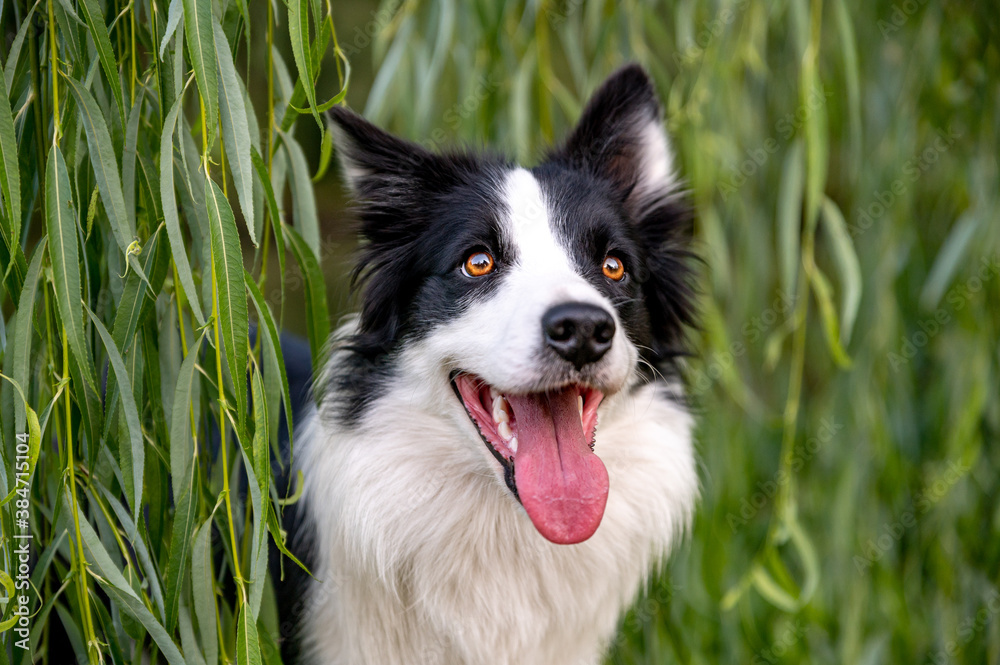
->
[463,251,495,277]
[602,254,625,281]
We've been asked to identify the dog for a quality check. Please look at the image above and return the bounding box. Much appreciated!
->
[285,63,699,665]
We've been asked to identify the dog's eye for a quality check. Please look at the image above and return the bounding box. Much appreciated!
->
[463,251,495,277]
[602,255,625,281]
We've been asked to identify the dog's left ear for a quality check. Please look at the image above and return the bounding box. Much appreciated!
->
[553,64,678,220]
[555,64,696,356]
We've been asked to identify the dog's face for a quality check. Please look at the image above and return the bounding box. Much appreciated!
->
[329,64,695,545]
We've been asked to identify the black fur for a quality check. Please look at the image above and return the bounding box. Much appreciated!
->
[542,63,698,366]
[326,63,697,423]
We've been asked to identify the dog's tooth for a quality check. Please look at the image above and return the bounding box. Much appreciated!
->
[578,395,584,418]
[510,436,518,454]
[498,421,513,441]
[489,386,500,401]
[492,396,509,423]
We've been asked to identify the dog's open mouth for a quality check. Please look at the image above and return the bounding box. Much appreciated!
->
[452,373,610,545]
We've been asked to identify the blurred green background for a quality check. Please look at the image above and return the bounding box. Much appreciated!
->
[275,0,1000,663]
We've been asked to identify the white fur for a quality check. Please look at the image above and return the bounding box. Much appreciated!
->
[629,119,679,215]
[294,168,698,664]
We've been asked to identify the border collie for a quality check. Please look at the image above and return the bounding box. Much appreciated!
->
[289,63,699,664]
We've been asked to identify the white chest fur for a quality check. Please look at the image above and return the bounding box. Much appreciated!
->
[295,370,697,665]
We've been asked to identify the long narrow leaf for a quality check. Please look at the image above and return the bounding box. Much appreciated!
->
[183,0,218,145]
[63,76,135,255]
[213,21,256,245]
[76,0,126,125]
[85,304,144,516]
[206,178,249,427]
[45,146,96,389]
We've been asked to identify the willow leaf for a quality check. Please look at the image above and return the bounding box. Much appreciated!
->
[283,224,329,375]
[161,93,206,326]
[183,0,218,145]
[78,514,186,665]
[206,178,249,427]
[288,0,321,127]
[163,328,208,632]
[11,238,45,434]
[192,519,218,665]
[213,21,256,245]
[64,76,134,255]
[45,146,96,389]
[237,605,263,665]
[85,304,144,517]
[0,61,21,249]
[76,0,126,125]
[244,269,293,459]
[281,132,320,258]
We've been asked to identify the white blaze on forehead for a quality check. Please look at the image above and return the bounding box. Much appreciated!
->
[502,168,574,274]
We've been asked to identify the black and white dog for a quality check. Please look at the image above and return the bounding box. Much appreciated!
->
[289,64,699,664]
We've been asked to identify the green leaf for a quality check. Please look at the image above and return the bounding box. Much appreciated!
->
[76,0,127,125]
[183,0,219,144]
[111,224,167,354]
[820,197,862,344]
[213,20,256,245]
[244,270,294,461]
[3,0,39,92]
[206,178,249,427]
[85,303,144,517]
[163,328,207,631]
[161,92,207,327]
[251,146,286,306]
[191,518,218,665]
[45,145,97,389]
[63,76,135,256]
[122,93,144,231]
[160,0,184,59]
[777,141,804,298]
[77,513,187,665]
[0,57,22,251]
[0,373,41,508]
[920,211,981,310]
[288,0,321,127]
[178,601,209,665]
[11,238,46,434]
[281,132,320,258]
[94,480,166,620]
[237,604,263,665]
[283,224,330,375]
[245,365,268,618]
[808,264,852,368]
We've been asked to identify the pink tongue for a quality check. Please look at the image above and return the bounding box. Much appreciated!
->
[506,389,609,544]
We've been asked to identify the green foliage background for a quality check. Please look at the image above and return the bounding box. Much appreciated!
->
[1,0,999,663]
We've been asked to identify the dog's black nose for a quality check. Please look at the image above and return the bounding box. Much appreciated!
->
[542,302,616,369]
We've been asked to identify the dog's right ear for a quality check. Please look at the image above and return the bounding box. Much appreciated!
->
[328,106,459,200]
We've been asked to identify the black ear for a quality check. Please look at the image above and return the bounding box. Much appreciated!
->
[553,64,679,220]
[328,105,459,199]
[554,65,696,359]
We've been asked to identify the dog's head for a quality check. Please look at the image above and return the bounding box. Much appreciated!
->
[329,64,696,545]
